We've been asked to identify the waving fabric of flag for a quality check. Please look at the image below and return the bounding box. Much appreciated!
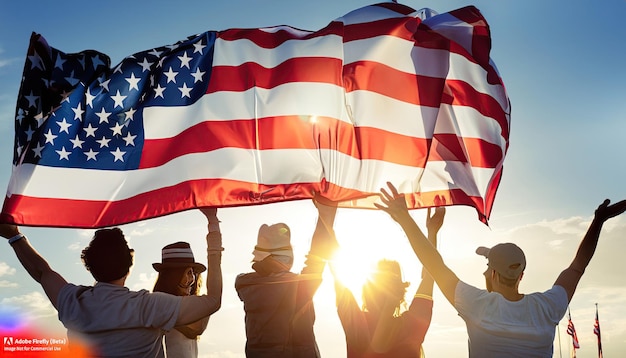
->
[1,2,510,228]
[567,312,580,351]
[594,305,603,358]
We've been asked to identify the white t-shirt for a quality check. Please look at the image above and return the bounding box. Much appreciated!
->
[164,328,198,358]
[57,282,182,357]
[455,281,568,358]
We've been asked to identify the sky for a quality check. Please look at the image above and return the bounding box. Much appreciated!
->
[0,0,625,357]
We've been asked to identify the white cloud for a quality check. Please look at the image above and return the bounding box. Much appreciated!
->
[127,227,155,237]
[1,291,57,319]
[0,280,18,288]
[0,261,16,277]
[77,229,95,238]
[510,215,591,237]
[0,48,12,68]
[129,271,158,291]
[68,242,82,251]
[489,214,626,288]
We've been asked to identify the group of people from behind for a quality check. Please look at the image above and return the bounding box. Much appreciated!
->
[1,183,625,357]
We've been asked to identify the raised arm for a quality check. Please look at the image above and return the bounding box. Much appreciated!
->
[302,198,338,274]
[414,207,443,298]
[0,224,68,309]
[375,182,459,306]
[555,198,626,302]
[176,208,223,326]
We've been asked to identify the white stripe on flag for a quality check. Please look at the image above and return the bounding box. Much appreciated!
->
[8,151,493,201]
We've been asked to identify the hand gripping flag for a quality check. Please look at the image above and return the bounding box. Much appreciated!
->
[2,2,510,228]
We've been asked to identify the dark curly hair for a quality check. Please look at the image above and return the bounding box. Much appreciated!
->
[81,228,134,283]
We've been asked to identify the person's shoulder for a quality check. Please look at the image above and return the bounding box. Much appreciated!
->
[534,285,568,303]
[234,272,258,287]
[548,284,567,296]
[56,283,91,312]
[60,282,82,290]
[528,285,567,299]
[236,272,257,280]
[59,282,91,296]
[525,286,569,316]
[455,280,486,296]
[454,280,491,309]
[94,283,157,301]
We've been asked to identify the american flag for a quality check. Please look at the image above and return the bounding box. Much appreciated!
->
[1,2,510,228]
[594,304,602,358]
[567,311,580,351]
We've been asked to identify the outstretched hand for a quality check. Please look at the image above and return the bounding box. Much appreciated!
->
[426,207,446,242]
[594,199,626,223]
[374,182,409,222]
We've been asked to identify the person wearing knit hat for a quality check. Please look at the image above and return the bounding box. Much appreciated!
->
[0,207,223,358]
[235,199,338,357]
[250,223,294,273]
[376,182,626,358]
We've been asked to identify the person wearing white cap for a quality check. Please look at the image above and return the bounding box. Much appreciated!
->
[0,207,223,357]
[152,207,223,358]
[235,199,338,357]
[375,182,626,357]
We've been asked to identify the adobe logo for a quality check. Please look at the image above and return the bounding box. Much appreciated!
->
[3,337,14,345]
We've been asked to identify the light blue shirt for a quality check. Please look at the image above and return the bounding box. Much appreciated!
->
[57,282,181,357]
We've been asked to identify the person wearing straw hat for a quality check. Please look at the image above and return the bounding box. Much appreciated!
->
[235,199,338,358]
[0,207,223,357]
[152,208,222,358]
[375,182,626,357]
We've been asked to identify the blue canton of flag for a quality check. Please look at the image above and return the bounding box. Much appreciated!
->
[14,32,216,171]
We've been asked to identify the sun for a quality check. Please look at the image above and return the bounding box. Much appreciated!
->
[314,209,422,305]
[328,248,377,296]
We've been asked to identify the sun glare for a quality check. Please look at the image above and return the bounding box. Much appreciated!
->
[315,209,427,308]
[328,248,377,294]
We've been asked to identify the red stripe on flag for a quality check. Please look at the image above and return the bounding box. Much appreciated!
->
[207,57,343,93]
[218,23,343,49]
[140,116,430,168]
[482,166,502,220]
[445,79,510,139]
[431,133,504,168]
[342,17,421,43]
[343,61,446,107]
[2,179,488,228]
[0,179,325,228]
[139,113,502,169]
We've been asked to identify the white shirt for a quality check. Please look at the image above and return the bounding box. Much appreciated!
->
[57,282,181,357]
[455,281,568,358]
[164,328,198,358]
